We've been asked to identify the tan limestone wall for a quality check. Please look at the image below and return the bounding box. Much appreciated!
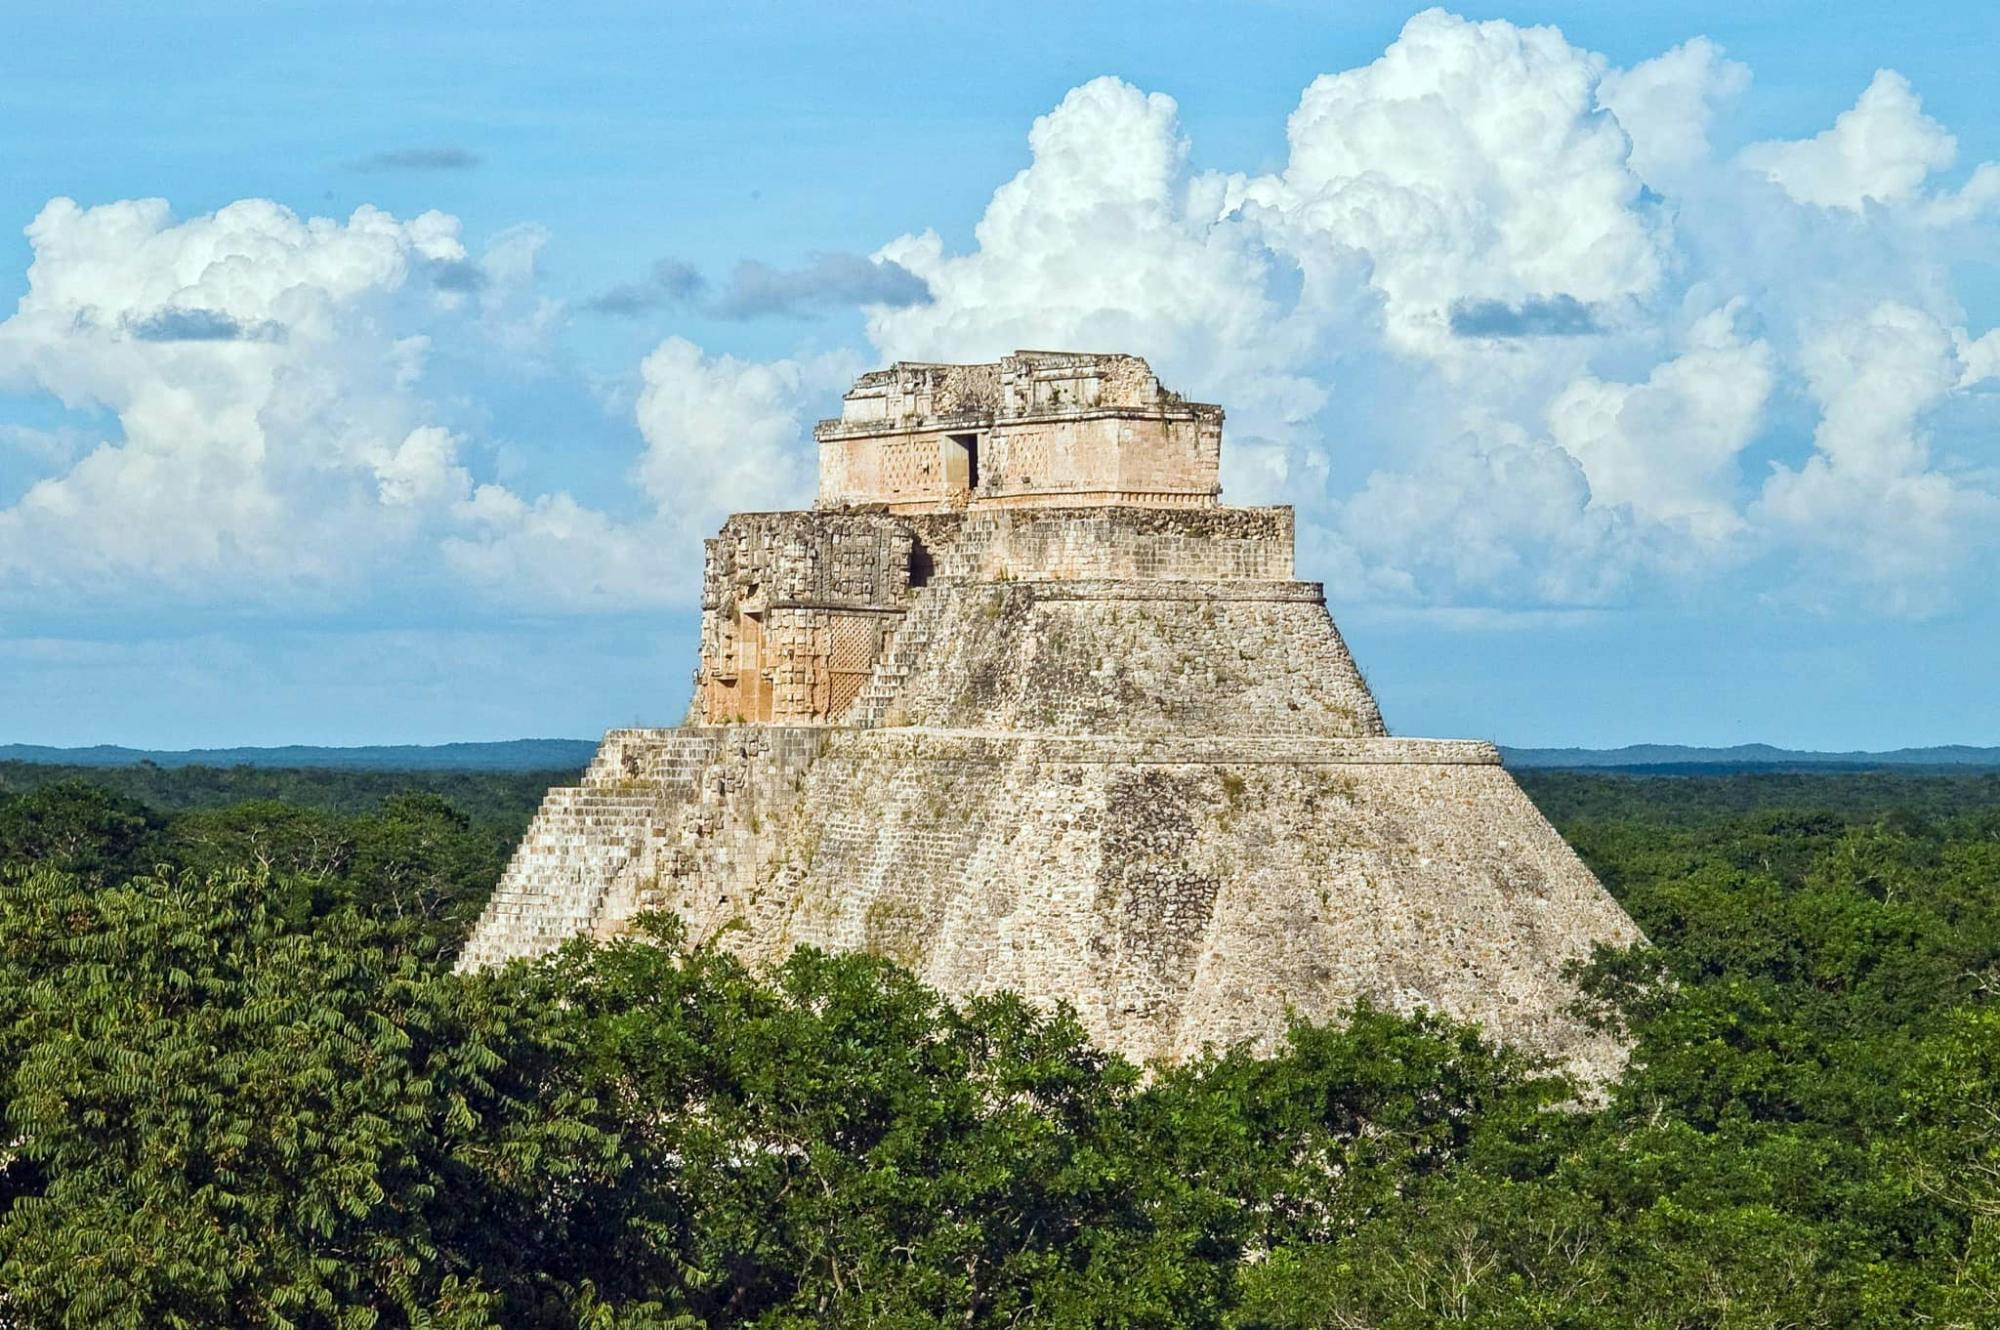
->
[457,726,824,970]
[455,729,721,971]
[456,486,1646,1082]
[694,506,1305,725]
[865,580,1386,738]
[657,730,1639,1082]
[910,506,1293,582]
[460,727,1639,1081]
[813,353,1224,512]
[816,429,962,511]
[816,412,1223,513]
[977,413,1219,506]
[591,726,825,945]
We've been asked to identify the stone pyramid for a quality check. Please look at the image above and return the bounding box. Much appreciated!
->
[459,352,1642,1079]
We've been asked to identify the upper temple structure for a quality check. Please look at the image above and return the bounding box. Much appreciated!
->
[814,351,1222,512]
[459,352,1643,1079]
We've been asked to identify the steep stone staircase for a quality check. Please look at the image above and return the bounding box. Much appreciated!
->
[454,731,720,970]
[847,585,956,728]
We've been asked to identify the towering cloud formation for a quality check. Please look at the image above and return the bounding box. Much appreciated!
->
[0,198,473,599]
[1741,71,1956,212]
[869,10,1998,611]
[1,9,1995,627]
[1240,11,1665,356]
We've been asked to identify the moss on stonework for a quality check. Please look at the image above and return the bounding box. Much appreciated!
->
[863,896,931,968]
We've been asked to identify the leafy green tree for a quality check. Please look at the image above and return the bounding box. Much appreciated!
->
[165,800,353,881]
[3,768,1998,1327]
[0,779,158,881]
[529,919,1230,1328]
[1900,1008,2000,1326]
[349,792,512,954]
[0,863,623,1329]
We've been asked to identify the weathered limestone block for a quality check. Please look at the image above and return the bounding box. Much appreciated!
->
[455,729,720,971]
[914,506,1295,582]
[694,512,913,724]
[703,732,1636,1081]
[863,581,1384,738]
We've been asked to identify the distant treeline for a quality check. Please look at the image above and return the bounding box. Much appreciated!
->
[1,767,1997,1326]
[0,758,576,823]
[1503,742,2000,770]
[0,737,601,771]
[0,775,533,961]
[1518,767,2000,825]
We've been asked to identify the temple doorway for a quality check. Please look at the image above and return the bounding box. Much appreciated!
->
[944,432,980,495]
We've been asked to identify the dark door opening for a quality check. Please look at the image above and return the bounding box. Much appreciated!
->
[947,432,981,493]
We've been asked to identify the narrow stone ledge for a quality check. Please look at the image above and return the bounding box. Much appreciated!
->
[824,729,1500,766]
[936,578,1327,603]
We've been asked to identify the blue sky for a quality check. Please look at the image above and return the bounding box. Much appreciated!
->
[1,2,1995,749]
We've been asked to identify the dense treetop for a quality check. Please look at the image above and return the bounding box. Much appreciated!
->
[1,769,1996,1327]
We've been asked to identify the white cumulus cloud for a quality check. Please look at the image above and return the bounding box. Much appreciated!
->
[3,8,1997,629]
[1740,70,1956,212]
[0,197,677,613]
[1757,302,1997,607]
[635,337,854,522]
[871,77,1288,387]
[1226,9,1666,358]
[1597,37,1750,187]
[1549,303,1774,548]
[853,10,2000,613]
[0,197,467,597]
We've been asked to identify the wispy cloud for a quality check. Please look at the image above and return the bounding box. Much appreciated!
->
[1448,294,1601,338]
[127,308,283,342]
[712,253,930,319]
[579,259,707,316]
[578,253,927,320]
[344,146,482,173]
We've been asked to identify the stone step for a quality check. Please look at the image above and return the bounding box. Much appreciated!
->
[455,733,733,971]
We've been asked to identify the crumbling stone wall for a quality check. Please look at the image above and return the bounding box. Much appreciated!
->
[695,506,1306,728]
[694,511,913,724]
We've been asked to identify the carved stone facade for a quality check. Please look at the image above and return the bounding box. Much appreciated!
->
[814,351,1223,512]
[690,504,1306,727]
[461,353,1644,1080]
[694,512,913,724]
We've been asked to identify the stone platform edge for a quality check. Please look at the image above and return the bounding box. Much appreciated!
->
[592,726,1499,767]
[926,578,1326,603]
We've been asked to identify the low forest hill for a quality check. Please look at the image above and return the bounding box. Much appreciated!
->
[0,757,578,824]
[0,737,600,771]
[1506,742,2000,772]
[1,764,1998,1327]
[6,736,1998,774]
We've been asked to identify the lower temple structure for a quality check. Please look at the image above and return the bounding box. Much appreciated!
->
[458,352,1642,1079]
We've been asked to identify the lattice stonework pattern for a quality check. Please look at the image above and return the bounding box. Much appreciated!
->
[880,435,935,502]
[692,511,915,724]
[699,608,894,724]
[826,612,884,717]
[996,430,1055,491]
